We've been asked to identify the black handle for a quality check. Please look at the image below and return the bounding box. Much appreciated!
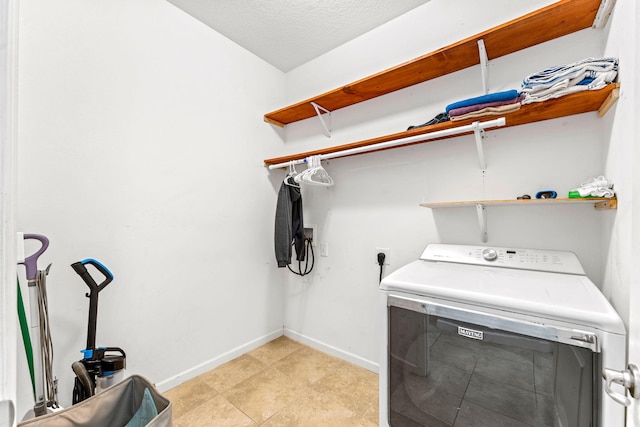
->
[71,259,115,351]
[71,258,114,293]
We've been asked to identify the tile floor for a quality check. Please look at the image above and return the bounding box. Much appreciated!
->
[164,336,379,426]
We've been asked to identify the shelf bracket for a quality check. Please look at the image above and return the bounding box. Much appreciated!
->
[478,39,489,94]
[595,198,618,210]
[311,102,332,138]
[593,0,617,28]
[476,203,488,242]
[473,121,487,171]
[598,83,620,117]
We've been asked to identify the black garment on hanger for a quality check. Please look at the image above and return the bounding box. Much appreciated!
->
[407,111,450,130]
[274,176,305,267]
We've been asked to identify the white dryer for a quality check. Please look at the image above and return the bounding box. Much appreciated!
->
[379,244,626,427]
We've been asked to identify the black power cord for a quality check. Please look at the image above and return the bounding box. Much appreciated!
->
[377,252,386,283]
[288,238,315,276]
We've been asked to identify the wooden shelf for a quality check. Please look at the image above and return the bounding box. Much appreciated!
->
[422,196,616,241]
[264,0,604,127]
[421,197,618,210]
[263,83,619,166]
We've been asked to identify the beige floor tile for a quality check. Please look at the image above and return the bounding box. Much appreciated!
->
[173,394,257,427]
[223,367,308,424]
[311,360,379,422]
[261,387,375,427]
[166,338,381,426]
[272,345,344,386]
[199,354,267,393]
[163,377,217,419]
[247,335,302,365]
[357,418,379,426]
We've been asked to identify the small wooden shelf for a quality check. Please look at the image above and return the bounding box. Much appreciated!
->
[263,83,619,167]
[422,196,616,241]
[421,197,617,210]
[264,0,604,127]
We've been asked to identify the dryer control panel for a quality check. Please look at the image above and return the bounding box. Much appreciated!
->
[420,244,586,275]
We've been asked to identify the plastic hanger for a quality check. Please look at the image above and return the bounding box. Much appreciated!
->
[309,160,333,186]
[293,158,310,184]
[297,155,333,186]
[284,163,300,188]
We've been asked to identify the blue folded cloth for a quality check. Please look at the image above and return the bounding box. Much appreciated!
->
[445,90,520,113]
[124,388,158,427]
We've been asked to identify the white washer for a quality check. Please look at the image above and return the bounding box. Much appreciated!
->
[379,244,626,427]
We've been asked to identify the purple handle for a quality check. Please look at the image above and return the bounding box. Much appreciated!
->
[20,233,49,280]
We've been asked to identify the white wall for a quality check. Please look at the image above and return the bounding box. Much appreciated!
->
[0,0,17,425]
[600,0,640,423]
[16,0,286,412]
[281,0,615,369]
[601,0,638,326]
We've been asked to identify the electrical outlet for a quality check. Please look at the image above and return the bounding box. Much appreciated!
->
[304,225,316,243]
[375,247,391,265]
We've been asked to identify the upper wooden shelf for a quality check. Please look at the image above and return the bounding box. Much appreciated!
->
[264,0,604,127]
[263,83,620,166]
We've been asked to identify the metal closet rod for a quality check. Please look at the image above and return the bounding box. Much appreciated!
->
[267,117,506,170]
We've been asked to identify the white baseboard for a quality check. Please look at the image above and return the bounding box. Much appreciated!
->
[155,328,283,392]
[283,328,379,374]
[155,327,380,392]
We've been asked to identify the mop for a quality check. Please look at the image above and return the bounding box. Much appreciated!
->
[18,233,59,419]
[70,258,126,404]
[17,277,35,398]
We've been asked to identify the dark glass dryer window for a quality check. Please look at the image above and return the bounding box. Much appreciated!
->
[388,303,601,427]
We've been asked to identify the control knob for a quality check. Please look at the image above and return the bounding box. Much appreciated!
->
[482,248,498,261]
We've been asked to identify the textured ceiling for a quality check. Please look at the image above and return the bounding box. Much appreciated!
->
[166,0,430,72]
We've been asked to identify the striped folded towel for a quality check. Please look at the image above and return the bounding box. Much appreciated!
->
[521,57,618,104]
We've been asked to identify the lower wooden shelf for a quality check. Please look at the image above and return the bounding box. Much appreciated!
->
[421,197,617,210]
[421,196,617,242]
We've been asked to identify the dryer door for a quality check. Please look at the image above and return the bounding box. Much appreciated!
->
[387,295,601,427]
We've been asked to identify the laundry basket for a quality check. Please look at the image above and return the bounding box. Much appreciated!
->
[18,375,172,427]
